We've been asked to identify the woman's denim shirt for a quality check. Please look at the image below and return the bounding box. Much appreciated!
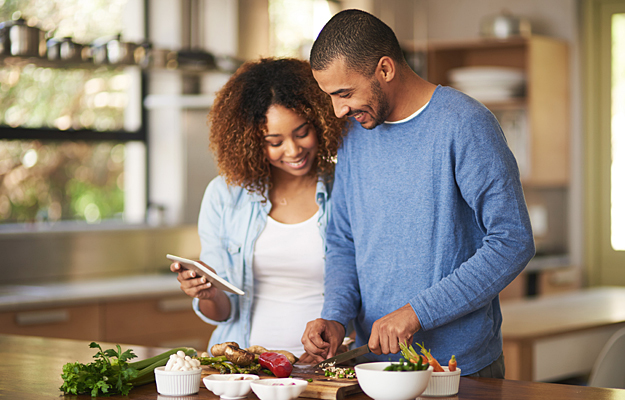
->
[192,175,332,352]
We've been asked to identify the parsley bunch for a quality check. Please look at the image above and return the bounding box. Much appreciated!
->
[60,342,138,397]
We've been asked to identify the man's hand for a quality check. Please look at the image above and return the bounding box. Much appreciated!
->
[301,319,346,363]
[369,304,421,355]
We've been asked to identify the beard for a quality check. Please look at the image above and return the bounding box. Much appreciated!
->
[354,78,391,130]
[370,78,391,128]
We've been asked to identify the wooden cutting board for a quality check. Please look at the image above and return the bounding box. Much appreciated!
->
[201,364,362,400]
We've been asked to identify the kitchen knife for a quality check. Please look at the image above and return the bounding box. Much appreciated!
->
[316,344,370,368]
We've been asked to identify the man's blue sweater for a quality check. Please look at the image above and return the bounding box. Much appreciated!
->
[321,86,535,375]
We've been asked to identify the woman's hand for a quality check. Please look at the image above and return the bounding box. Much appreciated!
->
[170,260,232,322]
[170,261,219,300]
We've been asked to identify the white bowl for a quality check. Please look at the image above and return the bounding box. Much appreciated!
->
[153,366,202,396]
[203,374,259,399]
[250,378,308,400]
[422,366,461,397]
[354,362,433,400]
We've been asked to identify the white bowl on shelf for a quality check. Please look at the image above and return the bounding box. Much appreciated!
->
[153,366,201,396]
[203,374,259,399]
[354,362,433,400]
[448,66,525,85]
[250,378,308,400]
[422,366,461,397]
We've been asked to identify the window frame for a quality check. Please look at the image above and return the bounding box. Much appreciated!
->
[583,0,625,285]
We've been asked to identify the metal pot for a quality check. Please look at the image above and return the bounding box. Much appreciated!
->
[479,10,531,39]
[106,35,138,65]
[5,18,46,57]
[0,22,10,56]
[59,37,84,62]
[46,37,62,60]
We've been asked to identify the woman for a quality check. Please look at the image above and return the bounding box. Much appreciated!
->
[170,58,345,359]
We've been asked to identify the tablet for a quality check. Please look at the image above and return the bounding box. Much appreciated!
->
[166,254,245,296]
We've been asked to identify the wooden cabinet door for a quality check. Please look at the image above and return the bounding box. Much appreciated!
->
[0,304,101,340]
[102,296,215,350]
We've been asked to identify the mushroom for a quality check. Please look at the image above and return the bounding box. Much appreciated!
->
[224,345,255,366]
[246,345,269,355]
[210,341,239,357]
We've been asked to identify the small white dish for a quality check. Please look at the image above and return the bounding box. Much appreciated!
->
[422,366,461,397]
[154,366,202,396]
[354,362,433,400]
[250,378,308,400]
[203,374,259,399]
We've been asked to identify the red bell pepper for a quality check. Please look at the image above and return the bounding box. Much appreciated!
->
[259,352,293,378]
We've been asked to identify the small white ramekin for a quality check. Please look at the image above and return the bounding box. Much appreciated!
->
[422,366,461,397]
[154,366,202,396]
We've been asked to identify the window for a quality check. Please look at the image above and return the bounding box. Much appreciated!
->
[268,0,337,58]
[0,0,145,226]
[584,0,625,285]
[611,12,625,249]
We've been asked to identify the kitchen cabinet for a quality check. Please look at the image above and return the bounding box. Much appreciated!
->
[409,36,569,188]
[103,296,215,350]
[501,287,625,382]
[0,304,101,341]
[0,294,215,350]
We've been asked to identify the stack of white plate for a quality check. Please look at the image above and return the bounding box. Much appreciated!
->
[448,66,525,102]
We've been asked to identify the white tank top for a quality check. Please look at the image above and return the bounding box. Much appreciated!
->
[250,211,324,356]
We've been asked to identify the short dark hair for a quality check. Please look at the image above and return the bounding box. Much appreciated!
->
[310,9,406,76]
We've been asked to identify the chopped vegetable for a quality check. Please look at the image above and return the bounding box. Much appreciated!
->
[60,342,196,397]
[383,357,429,371]
[449,355,457,371]
[323,365,356,379]
[258,352,293,378]
[415,342,444,372]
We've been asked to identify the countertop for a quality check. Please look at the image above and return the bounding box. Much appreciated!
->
[0,273,182,312]
[501,286,625,339]
[3,334,625,400]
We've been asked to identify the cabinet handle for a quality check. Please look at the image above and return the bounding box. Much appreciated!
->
[15,309,70,326]
[158,298,192,312]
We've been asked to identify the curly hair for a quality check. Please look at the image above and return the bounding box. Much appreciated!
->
[208,58,345,196]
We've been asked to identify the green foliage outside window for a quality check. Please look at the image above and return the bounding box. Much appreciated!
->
[0,0,133,225]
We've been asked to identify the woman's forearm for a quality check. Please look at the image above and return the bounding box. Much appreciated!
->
[198,289,232,322]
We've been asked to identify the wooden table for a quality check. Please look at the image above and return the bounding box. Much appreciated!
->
[501,286,625,381]
[2,334,624,400]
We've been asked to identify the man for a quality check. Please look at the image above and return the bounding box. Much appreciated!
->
[301,9,535,378]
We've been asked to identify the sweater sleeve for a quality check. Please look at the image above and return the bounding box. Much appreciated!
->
[321,145,361,329]
[410,107,535,331]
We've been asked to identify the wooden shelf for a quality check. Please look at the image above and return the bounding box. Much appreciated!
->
[405,36,570,187]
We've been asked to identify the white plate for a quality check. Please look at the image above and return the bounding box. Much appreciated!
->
[448,66,525,85]
[167,254,245,295]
